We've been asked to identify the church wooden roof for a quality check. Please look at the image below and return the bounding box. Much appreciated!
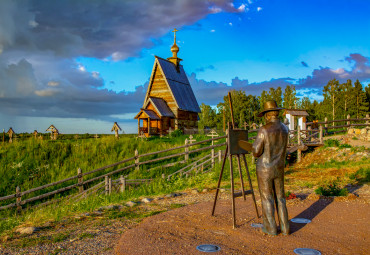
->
[134,109,160,120]
[145,97,175,117]
[143,56,201,113]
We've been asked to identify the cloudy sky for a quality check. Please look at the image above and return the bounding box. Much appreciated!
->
[0,0,369,134]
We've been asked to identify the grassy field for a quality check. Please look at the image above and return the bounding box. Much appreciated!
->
[0,135,369,238]
[0,134,219,197]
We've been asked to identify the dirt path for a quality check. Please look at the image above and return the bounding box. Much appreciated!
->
[116,193,370,255]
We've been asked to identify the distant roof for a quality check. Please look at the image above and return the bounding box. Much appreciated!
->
[7,127,14,135]
[147,97,175,117]
[284,109,309,116]
[150,57,201,113]
[46,125,59,133]
[111,122,122,131]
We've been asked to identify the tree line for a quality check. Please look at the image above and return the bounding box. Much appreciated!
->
[198,79,370,130]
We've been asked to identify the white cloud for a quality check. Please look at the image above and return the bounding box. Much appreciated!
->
[257,7,263,12]
[210,29,216,33]
[47,81,59,87]
[238,4,246,12]
[28,20,38,28]
[92,71,100,79]
[78,65,86,72]
[34,89,59,97]
[228,22,233,26]
[209,6,222,13]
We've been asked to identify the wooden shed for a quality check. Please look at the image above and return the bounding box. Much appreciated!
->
[284,109,309,130]
[135,30,200,137]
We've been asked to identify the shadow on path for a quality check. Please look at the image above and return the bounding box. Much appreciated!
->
[290,198,333,234]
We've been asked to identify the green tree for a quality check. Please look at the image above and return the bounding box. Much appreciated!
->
[198,103,217,129]
[269,87,283,107]
[339,79,354,118]
[322,79,341,124]
[353,80,369,118]
[283,85,297,109]
[365,84,370,113]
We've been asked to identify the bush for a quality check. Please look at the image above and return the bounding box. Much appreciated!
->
[349,167,370,183]
[339,143,351,149]
[324,139,340,147]
[315,182,348,196]
[170,129,183,137]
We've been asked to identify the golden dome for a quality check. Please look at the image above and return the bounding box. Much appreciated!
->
[171,42,179,53]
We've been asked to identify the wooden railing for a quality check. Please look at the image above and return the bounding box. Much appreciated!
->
[0,135,227,211]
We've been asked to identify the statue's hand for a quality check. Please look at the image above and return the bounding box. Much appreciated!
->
[238,140,253,152]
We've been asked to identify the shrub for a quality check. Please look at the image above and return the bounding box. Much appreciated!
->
[349,167,370,183]
[339,143,351,149]
[170,129,183,137]
[324,139,340,147]
[315,182,348,196]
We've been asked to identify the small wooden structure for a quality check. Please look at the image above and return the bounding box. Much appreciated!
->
[33,130,38,139]
[7,128,15,143]
[135,29,200,137]
[46,125,59,140]
[284,109,309,131]
[111,122,122,139]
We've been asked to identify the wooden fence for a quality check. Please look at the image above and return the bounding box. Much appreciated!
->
[1,115,368,212]
[0,135,227,212]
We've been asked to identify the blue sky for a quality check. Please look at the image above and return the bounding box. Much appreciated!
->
[0,0,369,134]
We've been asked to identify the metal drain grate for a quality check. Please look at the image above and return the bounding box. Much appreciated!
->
[196,244,221,252]
[294,248,321,255]
[291,218,311,224]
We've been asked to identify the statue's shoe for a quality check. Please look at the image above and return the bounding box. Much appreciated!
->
[261,227,277,236]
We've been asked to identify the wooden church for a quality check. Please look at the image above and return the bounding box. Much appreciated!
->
[135,29,200,137]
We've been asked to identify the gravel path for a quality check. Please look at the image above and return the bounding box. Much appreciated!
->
[1,186,369,255]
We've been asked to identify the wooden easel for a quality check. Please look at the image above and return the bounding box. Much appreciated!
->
[211,93,259,229]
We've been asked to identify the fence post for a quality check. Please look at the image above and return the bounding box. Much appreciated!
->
[297,125,301,163]
[185,138,189,162]
[120,175,126,193]
[218,150,222,163]
[108,177,112,195]
[77,168,84,193]
[16,186,22,213]
[162,173,165,179]
[135,149,139,171]
[347,114,351,129]
[307,126,311,142]
[319,125,323,144]
[366,114,369,125]
[324,117,328,128]
[105,176,109,195]
[211,148,215,168]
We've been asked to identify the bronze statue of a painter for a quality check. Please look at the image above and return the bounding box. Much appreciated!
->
[253,100,290,235]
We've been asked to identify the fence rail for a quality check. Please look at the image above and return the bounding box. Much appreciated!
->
[0,134,229,211]
[2,115,368,212]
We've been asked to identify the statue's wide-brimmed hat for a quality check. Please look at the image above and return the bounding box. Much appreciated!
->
[257,100,284,117]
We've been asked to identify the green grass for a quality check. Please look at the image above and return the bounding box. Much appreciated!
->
[0,133,222,207]
[315,180,348,196]
[0,149,258,236]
